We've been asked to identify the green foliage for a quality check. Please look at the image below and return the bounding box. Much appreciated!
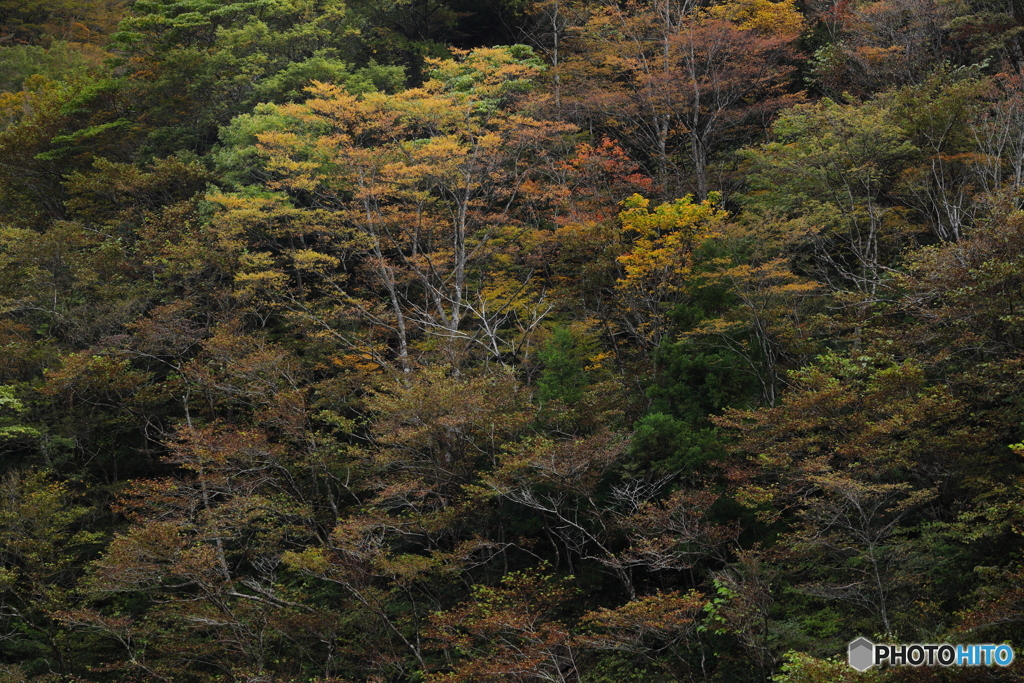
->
[0,470,101,675]
[744,98,917,218]
[255,56,406,103]
[649,340,756,420]
[0,42,106,93]
[628,412,724,474]
[427,43,544,109]
[212,103,297,188]
[536,326,595,405]
[771,651,882,683]
[743,97,919,292]
[0,77,78,226]
[580,654,667,683]
[0,386,40,444]
[103,0,393,156]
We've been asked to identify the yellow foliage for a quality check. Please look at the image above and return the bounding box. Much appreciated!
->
[584,351,613,372]
[331,353,384,373]
[706,0,805,36]
[290,248,340,274]
[615,193,726,299]
[281,547,330,574]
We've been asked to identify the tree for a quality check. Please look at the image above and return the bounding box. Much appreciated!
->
[715,353,990,640]
[0,0,124,46]
[103,0,399,157]
[70,422,337,681]
[969,72,1024,204]
[886,67,992,242]
[554,0,803,196]
[526,137,653,337]
[276,365,538,679]
[0,41,110,94]
[0,76,77,226]
[614,192,726,349]
[578,588,707,681]
[426,568,578,682]
[240,45,573,370]
[484,430,637,593]
[535,325,598,406]
[803,0,951,97]
[663,8,804,199]
[894,197,1024,364]
[364,365,535,492]
[943,0,1024,72]
[744,98,918,294]
[0,470,101,676]
[683,258,822,406]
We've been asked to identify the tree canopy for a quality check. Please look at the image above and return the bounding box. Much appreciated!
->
[1,0,1024,681]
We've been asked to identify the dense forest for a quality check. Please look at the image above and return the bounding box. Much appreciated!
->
[1,0,1024,680]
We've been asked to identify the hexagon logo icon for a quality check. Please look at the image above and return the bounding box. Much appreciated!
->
[848,637,875,671]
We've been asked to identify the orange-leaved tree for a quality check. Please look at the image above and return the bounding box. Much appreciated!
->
[553,0,804,196]
[235,45,576,372]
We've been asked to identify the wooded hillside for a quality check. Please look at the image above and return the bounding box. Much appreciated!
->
[1,0,1023,680]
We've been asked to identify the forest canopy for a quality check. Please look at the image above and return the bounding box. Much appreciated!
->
[1,0,1024,680]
